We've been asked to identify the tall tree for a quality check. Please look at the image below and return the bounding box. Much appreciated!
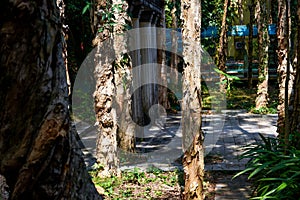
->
[216,0,230,93]
[289,0,300,149]
[180,0,204,199]
[92,0,120,177]
[112,0,135,154]
[255,0,270,109]
[247,0,255,88]
[0,0,101,199]
[277,0,294,141]
[92,0,134,176]
[170,0,179,86]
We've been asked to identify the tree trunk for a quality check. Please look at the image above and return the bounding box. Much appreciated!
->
[181,0,204,199]
[216,0,230,93]
[248,1,254,88]
[0,0,101,199]
[171,0,179,89]
[93,0,134,176]
[158,9,169,110]
[277,0,294,141]
[112,0,135,153]
[255,0,270,109]
[93,0,119,177]
[289,0,300,149]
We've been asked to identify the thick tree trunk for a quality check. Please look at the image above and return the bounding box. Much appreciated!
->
[93,0,134,176]
[277,0,294,140]
[181,0,204,199]
[255,0,269,109]
[216,0,230,93]
[112,0,135,153]
[290,0,300,149]
[93,0,120,176]
[0,1,101,199]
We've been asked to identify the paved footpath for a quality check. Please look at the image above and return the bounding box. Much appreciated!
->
[76,109,278,199]
[203,110,277,171]
[203,110,277,200]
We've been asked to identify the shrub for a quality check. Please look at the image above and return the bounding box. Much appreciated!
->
[234,134,300,199]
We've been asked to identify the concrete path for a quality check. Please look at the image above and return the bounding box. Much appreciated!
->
[203,110,277,200]
[203,110,277,171]
[75,109,278,199]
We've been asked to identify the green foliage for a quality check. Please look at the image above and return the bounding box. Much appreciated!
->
[122,167,146,184]
[202,83,279,113]
[201,0,237,58]
[86,0,130,33]
[250,107,277,115]
[82,1,92,15]
[214,68,241,95]
[164,0,181,28]
[234,134,300,199]
[90,166,184,198]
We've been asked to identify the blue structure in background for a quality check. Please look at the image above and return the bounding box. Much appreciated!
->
[201,26,218,38]
[201,24,277,37]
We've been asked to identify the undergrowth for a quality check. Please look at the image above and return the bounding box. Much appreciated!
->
[234,133,300,199]
[202,83,278,114]
[90,167,184,199]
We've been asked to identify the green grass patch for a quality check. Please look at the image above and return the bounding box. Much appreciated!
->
[202,83,278,114]
[90,167,184,199]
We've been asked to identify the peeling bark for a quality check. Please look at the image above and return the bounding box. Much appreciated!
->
[181,0,204,199]
[93,0,134,176]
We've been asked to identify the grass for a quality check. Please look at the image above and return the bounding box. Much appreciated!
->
[89,166,218,199]
[90,167,184,199]
[202,81,278,114]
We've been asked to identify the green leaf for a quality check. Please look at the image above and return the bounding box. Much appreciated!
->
[248,160,277,179]
[98,27,105,33]
[82,3,91,15]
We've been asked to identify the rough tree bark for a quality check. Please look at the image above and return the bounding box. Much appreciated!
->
[92,0,120,177]
[289,0,300,148]
[112,0,135,153]
[92,0,134,176]
[277,0,294,140]
[181,0,204,199]
[255,0,270,109]
[0,0,101,199]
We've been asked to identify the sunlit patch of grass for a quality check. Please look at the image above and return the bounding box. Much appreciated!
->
[90,167,184,199]
[202,85,278,113]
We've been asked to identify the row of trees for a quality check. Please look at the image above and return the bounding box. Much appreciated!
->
[207,0,300,145]
[0,0,300,199]
[0,0,204,199]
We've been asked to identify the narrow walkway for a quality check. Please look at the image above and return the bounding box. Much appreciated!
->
[203,110,277,200]
[203,110,277,171]
[75,110,278,199]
